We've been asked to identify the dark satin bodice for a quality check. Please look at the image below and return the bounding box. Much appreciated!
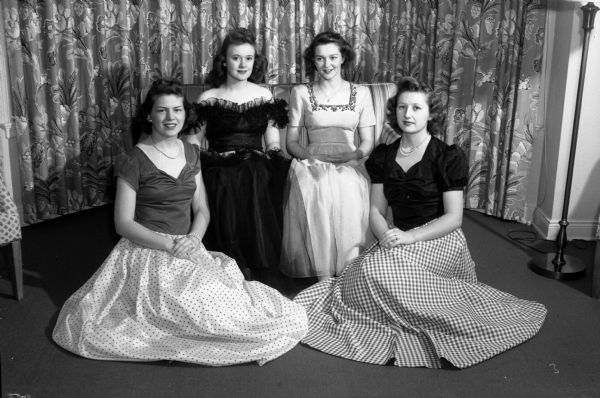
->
[366,137,468,231]
[116,142,202,235]
[195,97,288,152]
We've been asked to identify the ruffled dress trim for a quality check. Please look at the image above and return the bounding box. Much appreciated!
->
[195,97,289,129]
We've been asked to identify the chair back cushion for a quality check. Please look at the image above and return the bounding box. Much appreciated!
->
[0,173,21,246]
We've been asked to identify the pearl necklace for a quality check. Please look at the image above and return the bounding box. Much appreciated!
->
[398,134,430,157]
[150,136,180,160]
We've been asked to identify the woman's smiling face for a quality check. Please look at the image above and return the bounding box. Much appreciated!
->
[150,94,185,137]
[313,43,344,81]
[225,43,255,82]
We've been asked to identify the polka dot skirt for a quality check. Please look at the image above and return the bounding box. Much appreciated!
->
[294,229,547,369]
[53,238,308,366]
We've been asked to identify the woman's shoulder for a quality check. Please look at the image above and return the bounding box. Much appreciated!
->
[369,140,398,162]
[428,137,467,168]
[428,136,453,152]
[123,145,145,162]
[197,83,273,106]
[290,84,309,96]
[182,140,202,171]
[182,139,200,155]
[429,136,464,155]
[196,88,219,103]
[353,83,371,95]
[251,83,273,99]
[116,147,145,180]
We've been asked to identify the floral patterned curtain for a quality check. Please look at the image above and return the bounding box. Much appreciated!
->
[2,0,545,225]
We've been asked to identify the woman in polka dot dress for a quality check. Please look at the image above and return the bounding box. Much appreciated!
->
[52,78,308,366]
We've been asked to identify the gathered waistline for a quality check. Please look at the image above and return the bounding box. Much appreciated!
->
[207,148,265,157]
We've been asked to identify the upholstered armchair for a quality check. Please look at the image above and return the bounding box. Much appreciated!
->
[0,172,23,300]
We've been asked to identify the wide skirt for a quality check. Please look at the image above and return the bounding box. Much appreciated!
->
[294,229,547,369]
[201,150,290,271]
[281,144,372,278]
[52,237,308,366]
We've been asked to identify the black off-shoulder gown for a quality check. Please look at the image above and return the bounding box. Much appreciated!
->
[196,97,290,273]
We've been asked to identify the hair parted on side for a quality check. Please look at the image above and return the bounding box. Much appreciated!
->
[387,76,446,136]
[130,77,193,144]
[303,31,355,79]
[207,27,268,86]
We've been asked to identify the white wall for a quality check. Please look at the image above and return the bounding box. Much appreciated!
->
[533,0,600,240]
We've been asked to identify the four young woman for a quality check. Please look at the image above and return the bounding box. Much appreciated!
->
[53,28,547,368]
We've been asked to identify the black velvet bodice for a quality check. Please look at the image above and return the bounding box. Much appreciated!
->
[195,97,288,152]
[366,137,468,231]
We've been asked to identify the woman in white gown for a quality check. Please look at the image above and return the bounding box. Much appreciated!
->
[52,78,307,366]
[280,31,376,279]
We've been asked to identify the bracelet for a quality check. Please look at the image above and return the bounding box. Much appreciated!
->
[188,232,202,245]
[266,147,282,157]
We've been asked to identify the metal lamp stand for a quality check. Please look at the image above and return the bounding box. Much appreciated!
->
[529,2,599,280]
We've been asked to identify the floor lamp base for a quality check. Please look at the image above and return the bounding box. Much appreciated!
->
[529,253,586,280]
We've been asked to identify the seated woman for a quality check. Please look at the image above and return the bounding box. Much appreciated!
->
[186,28,289,280]
[280,31,375,280]
[52,78,307,366]
[294,76,547,369]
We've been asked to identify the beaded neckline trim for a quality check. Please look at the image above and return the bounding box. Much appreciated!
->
[307,83,357,112]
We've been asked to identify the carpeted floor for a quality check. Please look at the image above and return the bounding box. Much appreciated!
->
[1,205,599,398]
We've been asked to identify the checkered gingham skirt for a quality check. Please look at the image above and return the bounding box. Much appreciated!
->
[294,228,547,369]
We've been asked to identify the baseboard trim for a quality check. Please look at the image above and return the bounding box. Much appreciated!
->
[532,208,599,240]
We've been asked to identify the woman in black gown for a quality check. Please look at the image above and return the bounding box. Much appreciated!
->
[294,77,547,369]
[187,28,289,279]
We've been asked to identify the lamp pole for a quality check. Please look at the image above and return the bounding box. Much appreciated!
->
[530,2,599,280]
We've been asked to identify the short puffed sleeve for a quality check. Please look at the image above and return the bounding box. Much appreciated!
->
[186,141,202,175]
[357,85,376,128]
[365,143,388,184]
[288,85,305,127]
[193,101,213,124]
[265,98,289,129]
[115,152,141,191]
[438,145,468,191]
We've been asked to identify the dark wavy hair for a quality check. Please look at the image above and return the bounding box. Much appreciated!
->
[303,31,355,79]
[206,27,267,86]
[130,77,193,144]
[387,76,446,136]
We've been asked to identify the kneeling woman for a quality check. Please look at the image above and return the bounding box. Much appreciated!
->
[53,78,307,366]
[294,77,546,369]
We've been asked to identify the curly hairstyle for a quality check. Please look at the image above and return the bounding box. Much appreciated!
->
[206,27,268,86]
[387,76,446,136]
[130,77,194,144]
[303,31,356,79]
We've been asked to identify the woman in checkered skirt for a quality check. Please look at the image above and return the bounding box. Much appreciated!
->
[294,77,547,369]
